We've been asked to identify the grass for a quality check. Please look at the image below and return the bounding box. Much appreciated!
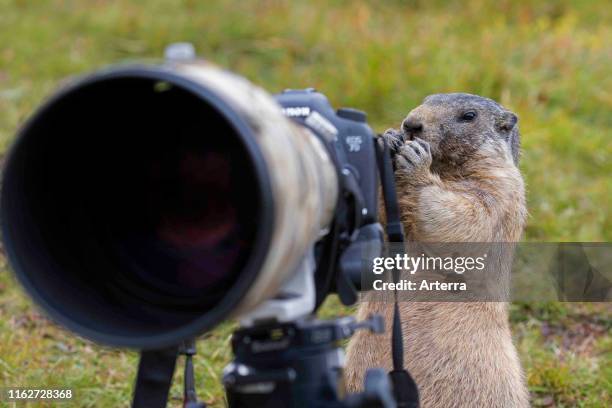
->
[0,0,610,406]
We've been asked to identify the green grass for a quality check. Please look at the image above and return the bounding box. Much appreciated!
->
[0,0,610,406]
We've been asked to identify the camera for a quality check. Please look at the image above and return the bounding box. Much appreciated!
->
[1,45,411,407]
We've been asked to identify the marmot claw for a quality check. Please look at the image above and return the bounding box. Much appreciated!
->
[378,128,405,155]
[395,137,432,175]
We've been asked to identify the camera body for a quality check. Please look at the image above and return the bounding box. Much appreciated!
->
[275,89,379,224]
[275,89,384,307]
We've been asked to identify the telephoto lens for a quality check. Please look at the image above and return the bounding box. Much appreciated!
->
[1,60,338,348]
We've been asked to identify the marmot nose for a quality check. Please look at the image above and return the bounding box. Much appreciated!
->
[402,118,423,140]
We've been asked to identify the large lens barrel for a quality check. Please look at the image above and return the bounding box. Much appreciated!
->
[1,62,338,348]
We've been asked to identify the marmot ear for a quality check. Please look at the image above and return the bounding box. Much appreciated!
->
[498,111,518,132]
[498,111,520,165]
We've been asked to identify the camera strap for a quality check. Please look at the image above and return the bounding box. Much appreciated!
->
[376,136,420,408]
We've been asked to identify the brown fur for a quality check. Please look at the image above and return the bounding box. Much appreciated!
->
[345,93,529,407]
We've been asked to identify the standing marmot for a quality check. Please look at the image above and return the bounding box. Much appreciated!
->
[345,93,529,407]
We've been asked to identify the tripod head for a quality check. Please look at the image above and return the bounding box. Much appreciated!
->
[225,315,393,407]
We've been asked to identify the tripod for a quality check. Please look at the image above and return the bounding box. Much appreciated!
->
[132,339,207,408]
[131,315,396,408]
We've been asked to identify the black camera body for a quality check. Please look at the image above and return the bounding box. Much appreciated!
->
[276,89,384,306]
[275,89,379,223]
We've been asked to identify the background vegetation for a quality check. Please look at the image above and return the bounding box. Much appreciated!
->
[0,0,609,406]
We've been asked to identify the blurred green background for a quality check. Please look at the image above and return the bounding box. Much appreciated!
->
[0,0,610,407]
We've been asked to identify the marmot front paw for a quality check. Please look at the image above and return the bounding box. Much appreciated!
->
[377,128,405,156]
[395,137,431,183]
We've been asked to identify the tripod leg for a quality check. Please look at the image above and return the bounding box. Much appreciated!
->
[132,346,178,408]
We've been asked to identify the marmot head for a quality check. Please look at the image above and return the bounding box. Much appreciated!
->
[401,93,520,169]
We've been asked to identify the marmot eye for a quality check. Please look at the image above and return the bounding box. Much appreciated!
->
[460,111,477,121]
